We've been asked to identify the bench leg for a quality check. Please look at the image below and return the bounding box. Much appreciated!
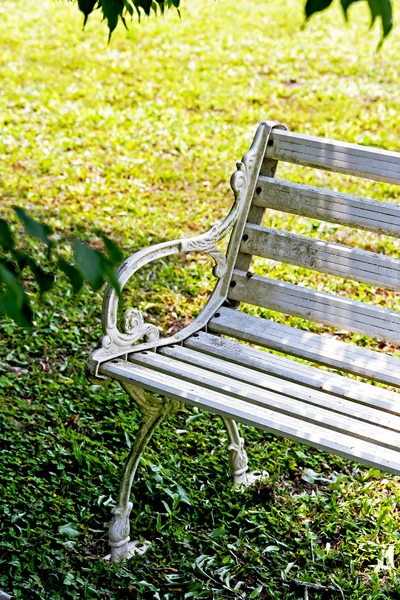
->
[106,382,180,562]
[222,418,249,485]
[222,418,269,486]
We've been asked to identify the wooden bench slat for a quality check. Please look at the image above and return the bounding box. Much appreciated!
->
[130,350,400,449]
[208,307,400,386]
[270,144,399,180]
[253,178,400,237]
[185,332,400,415]
[266,130,400,184]
[228,270,400,343]
[241,224,400,291]
[158,344,400,430]
[100,358,400,475]
[270,130,400,165]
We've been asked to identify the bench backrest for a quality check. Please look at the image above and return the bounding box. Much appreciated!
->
[223,125,400,345]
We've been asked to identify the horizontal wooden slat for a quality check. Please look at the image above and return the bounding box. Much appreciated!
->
[157,345,400,431]
[100,358,400,475]
[228,270,400,344]
[253,177,400,237]
[131,350,400,449]
[240,224,400,291]
[265,129,400,184]
[185,332,400,415]
[208,307,400,387]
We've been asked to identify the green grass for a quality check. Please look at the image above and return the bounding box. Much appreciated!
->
[1,0,400,598]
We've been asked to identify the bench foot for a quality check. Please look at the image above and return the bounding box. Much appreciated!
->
[104,539,151,562]
[107,382,180,562]
[244,470,269,485]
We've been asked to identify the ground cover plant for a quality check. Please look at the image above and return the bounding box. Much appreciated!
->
[1,0,400,598]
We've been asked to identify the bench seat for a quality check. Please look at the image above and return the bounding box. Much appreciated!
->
[100,328,400,477]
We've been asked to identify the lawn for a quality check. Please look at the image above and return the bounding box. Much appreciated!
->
[1,0,400,598]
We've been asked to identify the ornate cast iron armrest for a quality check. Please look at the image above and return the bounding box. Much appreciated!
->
[86,121,285,382]
[86,168,245,382]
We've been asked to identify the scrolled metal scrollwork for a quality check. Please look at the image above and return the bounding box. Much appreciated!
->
[89,166,248,368]
[87,121,285,377]
[101,308,160,352]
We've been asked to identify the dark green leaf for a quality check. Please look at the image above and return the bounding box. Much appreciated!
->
[155,0,165,15]
[72,239,120,293]
[367,0,393,44]
[97,232,124,265]
[130,0,142,19]
[58,258,84,294]
[101,260,121,295]
[72,239,107,291]
[58,524,80,538]
[0,290,33,327]
[305,0,334,19]
[30,265,55,295]
[78,0,98,26]
[0,262,33,327]
[249,586,264,599]
[0,219,15,251]
[13,252,54,295]
[368,0,381,24]
[123,0,134,16]
[13,207,53,248]
[0,261,23,301]
[138,0,153,16]
[13,251,34,272]
[1,260,18,277]
[121,14,129,29]
[72,239,119,294]
[100,0,124,39]
[340,0,360,19]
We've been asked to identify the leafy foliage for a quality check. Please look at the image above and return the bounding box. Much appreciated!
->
[77,0,180,40]
[0,209,123,327]
[75,0,393,46]
[13,207,53,251]
[305,0,393,45]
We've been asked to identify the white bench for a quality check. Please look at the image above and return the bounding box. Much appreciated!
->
[87,121,400,562]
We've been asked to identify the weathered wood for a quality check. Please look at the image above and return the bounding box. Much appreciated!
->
[266,129,400,184]
[156,345,400,431]
[228,270,400,343]
[129,351,400,448]
[234,151,281,273]
[185,332,400,413]
[240,224,400,291]
[100,359,400,476]
[253,177,400,237]
[208,307,400,387]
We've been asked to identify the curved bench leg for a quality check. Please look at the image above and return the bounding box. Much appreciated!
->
[222,417,249,485]
[222,418,269,486]
[107,382,180,562]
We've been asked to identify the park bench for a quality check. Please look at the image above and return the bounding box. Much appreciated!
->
[87,121,400,562]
